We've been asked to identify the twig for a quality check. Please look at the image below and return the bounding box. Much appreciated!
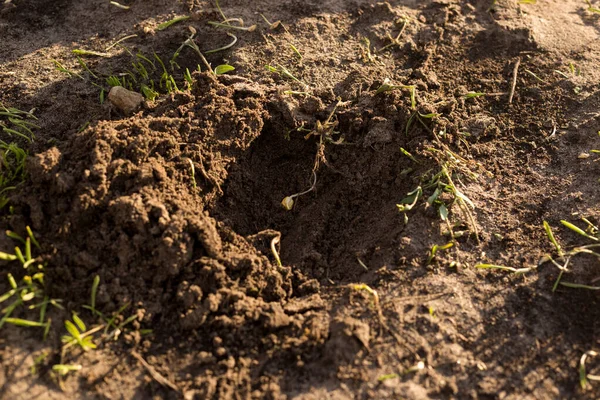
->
[131,351,180,393]
[508,57,521,105]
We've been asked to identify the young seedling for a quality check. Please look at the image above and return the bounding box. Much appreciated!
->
[214,64,235,75]
[540,219,600,291]
[157,15,190,31]
[476,264,537,275]
[270,235,283,268]
[105,34,138,51]
[580,350,600,389]
[360,37,377,64]
[72,49,110,58]
[376,79,416,109]
[52,364,82,376]
[266,64,307,88]
[260,13,288,31]
[172,27,213,74]
[427,242,454,264]
[0,228,57,338]
[208,20,257,31]
[62,314,97,351]
[281,171,317,210]
[82,275,102,317]
[378,18,409,53]
[586,0,600,13]
[464,92,487,98]
[524,69,545,83]
[185,158,197,189]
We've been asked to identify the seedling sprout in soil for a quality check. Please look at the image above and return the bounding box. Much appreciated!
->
[157,15,190,31]
[0,228,57,340]
[538,219,600,291]
[281,99,344,210]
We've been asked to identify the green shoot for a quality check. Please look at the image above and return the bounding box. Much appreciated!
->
[62,318,96,351]
[544,220,564,256]
[141,85,159,101]
[214,64,235,75]
[208,21,257,31]
[105,34,137,51]
[399,147,419,163]
[586,0,600,13]
[427,242,454,264]
[360,37,377,63]
[266,64,307,87]
[561,220,599,241]
[378,18,408,52]
[157,16,190,31]
[476,264,536,275]
[524,69,545,83]
[72,49,110,58]
[260,13,283,30]
[519,0,536,4]
[52,60,84,80]
[270,236,283,268]
[560,282,600,290]
[464,92,486,98]
[172,27,213,74]
[52,364,82,376]
[396,186,422,213]
[290,43,302,59]
[184,68,194,88]
[186,158,197,189]
[376,79,416,109]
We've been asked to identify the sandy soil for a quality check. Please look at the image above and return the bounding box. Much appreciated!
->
[1,0,600,399]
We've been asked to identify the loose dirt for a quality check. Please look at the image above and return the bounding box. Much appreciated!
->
[1,0,600,399]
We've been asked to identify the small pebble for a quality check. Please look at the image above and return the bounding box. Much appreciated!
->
[108,86,144,115]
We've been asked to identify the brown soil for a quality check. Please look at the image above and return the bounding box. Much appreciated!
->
[1,0,600,399]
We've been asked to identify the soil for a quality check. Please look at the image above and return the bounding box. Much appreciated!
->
[1,0,600,399]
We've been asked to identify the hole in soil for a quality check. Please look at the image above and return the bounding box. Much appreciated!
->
[213,115,434,282]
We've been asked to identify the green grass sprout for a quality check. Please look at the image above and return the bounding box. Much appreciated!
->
[186,158,197,189]
[376,79,416,109]
[157,16,190,31]
[266,64,307,87]
[378,18,408,52]
[214,64,235,75]
[544,220,564,256]
[561,220,599,241]
[72,49,110,58]
[586,0,600,13]
[52,364,82,376]
[290,43,302,59]
[208,20,257,32]
[172,27,213,74]
[476,264,537,275]
[105,34,137,51]
[428,242,454,264]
